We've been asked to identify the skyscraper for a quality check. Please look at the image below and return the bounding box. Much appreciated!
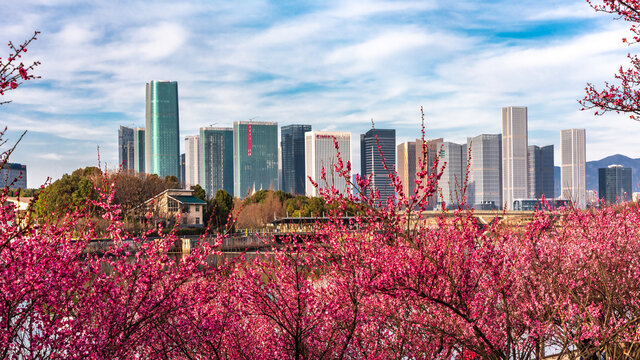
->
[561,129,586,209]
[0,163,27,189]
[184,135,200,188]
[180,153,185,187]
[527,145,554,200]
[118,126,134,170]
[305,131,352,197]
[233,121,278,197]
[134,127,145,173]
[599,165,632,204]
[397,141,417,196]
[417,138,444,209]
[281,124,311,195]
[467,134,502,210]
[200,127,234,197]
[502,106,528,210]
[437,142,467,209]
[145,80,180,179]
[360,128,396,203]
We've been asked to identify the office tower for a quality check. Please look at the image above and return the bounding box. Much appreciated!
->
[360,128,396,203]
[502,106,528,210]
[527,145,554,200]
[134,127,145,173]
[0,163,27,189]
[437,142,467,209]
[281,124,311,195]
[305,131,352,197]
[200,127,234,197]
[467,134,502,210]
[599,165,632,204]
[118,126,134,170]
[233,121,278,197]
[397,141,417,196]
[184,135,200,188]
[561,129,586,209]
[416,138,444,209]
[145,80,180,179]
[180,154,185,187]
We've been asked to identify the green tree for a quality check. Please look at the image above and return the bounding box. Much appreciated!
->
[208,189,233,230]
[190,184,206,201]
[34,167,102,219]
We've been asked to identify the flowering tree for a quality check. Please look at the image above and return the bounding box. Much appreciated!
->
[0,31,40,105]
[581,1,640,120]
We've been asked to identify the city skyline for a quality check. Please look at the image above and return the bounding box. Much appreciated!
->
[3,0,640,187]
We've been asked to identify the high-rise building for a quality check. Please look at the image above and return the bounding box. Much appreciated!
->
[201,127,234,197]
[561,129,586,209]
[467,134,502,210]
[118,125,134,170]
[305,131,352,197]
[0,163,27,189]
[502,106,528,210]
[180,153,185,187]
[184,135,200,188]
[134,127,145,173]
[360,128,396,204]
[397,141,417,197]
[417,138,444,209]
[437,142,467,209]
[145,80,180,179]
[527,145,554,200]
[281,124,311,195]
[233,121,278,197]
[599,165,632,204]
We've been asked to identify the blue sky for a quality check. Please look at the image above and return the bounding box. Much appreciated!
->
[1,0,638,188]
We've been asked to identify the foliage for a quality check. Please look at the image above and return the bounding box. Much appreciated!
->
[0,31,40,105]
[581,0,640,120]
[190,184,206,201]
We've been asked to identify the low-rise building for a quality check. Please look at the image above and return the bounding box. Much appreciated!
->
[143,189,206,227]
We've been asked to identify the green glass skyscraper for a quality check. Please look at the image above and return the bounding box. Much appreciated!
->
[233,121,278,197]
[200,127,234,197]
[134,127,145,173]
[145,80,180,179]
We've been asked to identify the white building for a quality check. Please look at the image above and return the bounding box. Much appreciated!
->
[502,106,528,210]
[437,142,467,209]
[184,135,200,188]
[467,134,502,210]
[561,129,586,209]
[305,131,352,197]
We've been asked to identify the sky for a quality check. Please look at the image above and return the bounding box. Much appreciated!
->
[1,0,638,188]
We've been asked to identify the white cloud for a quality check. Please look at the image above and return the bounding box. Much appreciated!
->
[38,152,63,160]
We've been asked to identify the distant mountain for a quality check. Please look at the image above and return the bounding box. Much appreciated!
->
[554,154,640,197]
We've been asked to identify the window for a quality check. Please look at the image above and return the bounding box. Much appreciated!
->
[168,198,178,212]
[195,205,199,212]
[195,217,200,225]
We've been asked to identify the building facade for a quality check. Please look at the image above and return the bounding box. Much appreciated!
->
[305,131,352,197]
[360,129,396,204]
[599,165,632,204]
[184,135,200,188]
[134,127,145,173]
[201,127,234,198]
[145,80,180,179]
[527,145,554,200]
[233,121,278,197]
[467,134,502,210]
[281,124,311,195]
[561,128,586,209]
[397,141,417,197]
[437,142,467,209]
[502,106,528,210]
[0,163,27,189]
[118,125,135,170]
